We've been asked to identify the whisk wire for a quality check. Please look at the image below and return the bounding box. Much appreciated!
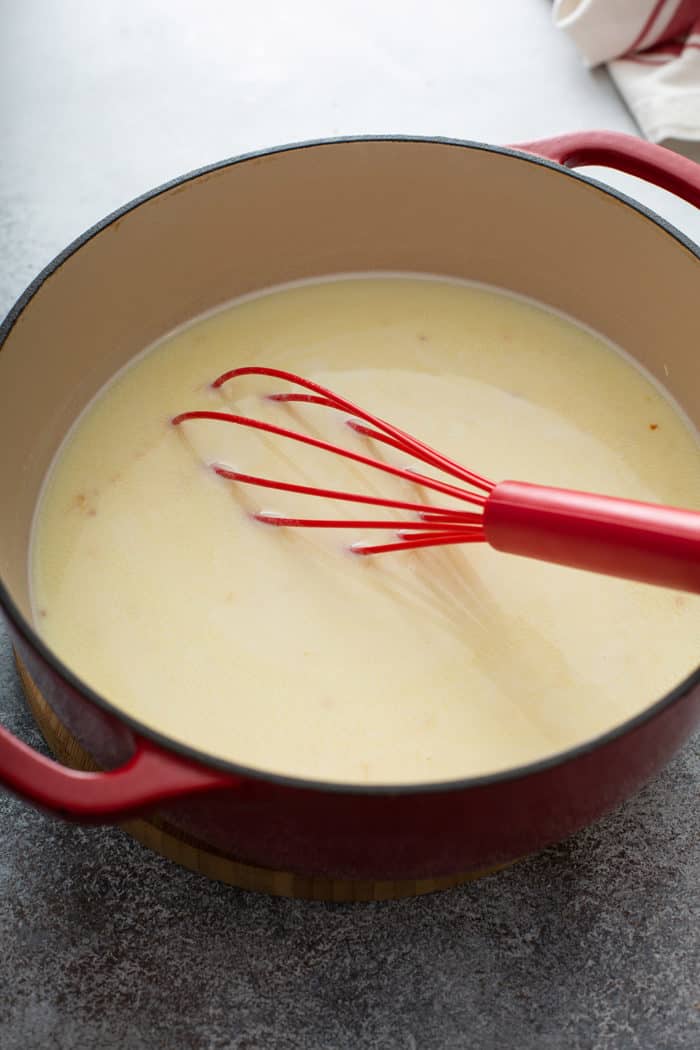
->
[172,367,495,553]
[211,367,495,493]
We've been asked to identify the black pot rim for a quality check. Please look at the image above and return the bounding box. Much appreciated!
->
[1,133,699,798]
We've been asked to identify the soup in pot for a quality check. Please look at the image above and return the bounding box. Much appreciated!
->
[30,276,700,784]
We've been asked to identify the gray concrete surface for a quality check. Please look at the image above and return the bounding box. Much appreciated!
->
[1,3,698,1048]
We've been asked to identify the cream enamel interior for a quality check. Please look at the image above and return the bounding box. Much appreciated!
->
[28,275,700,783]
[0,140,698,783]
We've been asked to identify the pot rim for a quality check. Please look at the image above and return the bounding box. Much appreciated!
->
[1,133,699,797]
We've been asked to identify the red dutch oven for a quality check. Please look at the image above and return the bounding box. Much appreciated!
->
[0,131,698,882]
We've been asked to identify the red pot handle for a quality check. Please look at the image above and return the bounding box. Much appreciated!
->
[511,131,700,208]
[0,721,239,822]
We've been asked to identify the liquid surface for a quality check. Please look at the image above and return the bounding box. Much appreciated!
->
[31,277,700,784]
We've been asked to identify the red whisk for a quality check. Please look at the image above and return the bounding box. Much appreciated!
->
[172,367,700,594]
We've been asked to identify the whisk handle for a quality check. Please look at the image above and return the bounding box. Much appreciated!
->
[483,481,700,593]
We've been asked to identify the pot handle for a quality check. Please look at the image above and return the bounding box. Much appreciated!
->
[511,131,700,208]
[0,721,239,821]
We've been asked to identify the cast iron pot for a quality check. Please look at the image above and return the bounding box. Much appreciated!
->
[0,132,698,881]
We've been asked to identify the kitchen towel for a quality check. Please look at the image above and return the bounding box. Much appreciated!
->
[554,1,700,147]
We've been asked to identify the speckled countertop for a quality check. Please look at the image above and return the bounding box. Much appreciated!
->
[1,3,699,1048]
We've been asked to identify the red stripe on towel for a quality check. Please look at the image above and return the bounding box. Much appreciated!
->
[628,1,678,53]
[656,2,700,46]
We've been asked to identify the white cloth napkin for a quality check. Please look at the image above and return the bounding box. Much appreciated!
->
[554,1,700,150]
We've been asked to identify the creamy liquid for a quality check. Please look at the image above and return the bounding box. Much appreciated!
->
[31,277,700,784]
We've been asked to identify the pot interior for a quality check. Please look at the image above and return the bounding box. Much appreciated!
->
[1,139,698,625]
